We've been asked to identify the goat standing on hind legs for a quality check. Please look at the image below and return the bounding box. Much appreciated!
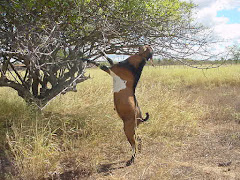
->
[99,45,153,166]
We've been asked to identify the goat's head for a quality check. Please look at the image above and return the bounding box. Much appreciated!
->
[138,45,153,61]
[138,45,154,66]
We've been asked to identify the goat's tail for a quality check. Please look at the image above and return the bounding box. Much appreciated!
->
[141,112,149,122]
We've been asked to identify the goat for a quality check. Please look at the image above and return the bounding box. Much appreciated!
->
[97,45,153,166]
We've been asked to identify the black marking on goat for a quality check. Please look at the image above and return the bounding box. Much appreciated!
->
[133,59,146,93]
[118,58,146,93]
[118,59,137,75]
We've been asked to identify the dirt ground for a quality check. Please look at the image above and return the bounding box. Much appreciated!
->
[88,124,240,180]
[89,87,240,180]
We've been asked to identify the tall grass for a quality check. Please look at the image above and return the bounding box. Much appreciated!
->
[1,65,240,179]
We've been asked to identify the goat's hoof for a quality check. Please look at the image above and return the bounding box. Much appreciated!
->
[126,157,134,166]
[126,160,133,166]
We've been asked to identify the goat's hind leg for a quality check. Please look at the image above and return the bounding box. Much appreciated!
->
[136,136,142,153]
[123,120,137,166]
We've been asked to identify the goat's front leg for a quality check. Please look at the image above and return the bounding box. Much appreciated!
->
[99,50,114,66]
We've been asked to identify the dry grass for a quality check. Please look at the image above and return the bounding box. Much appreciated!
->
[1,65,240,179]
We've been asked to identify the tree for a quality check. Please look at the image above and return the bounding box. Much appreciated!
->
[228,44,240,64]
[0,0,214,109]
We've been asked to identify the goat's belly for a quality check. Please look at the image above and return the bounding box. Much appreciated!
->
[114,93,135,119]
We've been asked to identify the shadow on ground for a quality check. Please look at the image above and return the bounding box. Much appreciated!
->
[97,160,127,175]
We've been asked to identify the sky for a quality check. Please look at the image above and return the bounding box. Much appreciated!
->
[191,0,240,45]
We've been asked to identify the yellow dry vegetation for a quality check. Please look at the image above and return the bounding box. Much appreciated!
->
[1,65,240,179]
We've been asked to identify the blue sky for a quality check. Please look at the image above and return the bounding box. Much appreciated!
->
[217,8,240,24]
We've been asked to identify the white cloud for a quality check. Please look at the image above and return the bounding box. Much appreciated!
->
[193,0,240,11]
[215,24,240,40]
[191,0,240,42]
[193,0,216,8]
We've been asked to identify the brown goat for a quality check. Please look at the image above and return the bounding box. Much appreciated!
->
[99,45,153,166]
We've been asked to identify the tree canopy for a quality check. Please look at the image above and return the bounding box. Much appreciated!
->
[0,0,210,108]
[228,44,240,63]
